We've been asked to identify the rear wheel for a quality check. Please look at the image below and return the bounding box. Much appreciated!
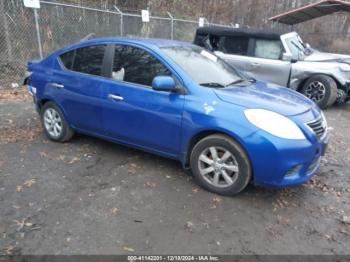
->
[190,134,251,196]
[41,102,74,142]
[300,75,337,109]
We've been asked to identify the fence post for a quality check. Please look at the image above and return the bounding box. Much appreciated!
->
[167,12,174,40]
[204,17,210,26]
[114,6,123,36]
[0,1,13,60]
[33,8,43,59]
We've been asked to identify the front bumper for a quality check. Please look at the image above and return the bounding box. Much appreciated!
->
[245,125,329,189]
[346,82,350,100]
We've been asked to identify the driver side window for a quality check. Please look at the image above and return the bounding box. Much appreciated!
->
[112,45,171,87]
[217,36,249,56]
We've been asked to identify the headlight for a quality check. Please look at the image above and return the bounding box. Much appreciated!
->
[244,109,306,140]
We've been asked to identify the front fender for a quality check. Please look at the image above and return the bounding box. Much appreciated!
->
[290,61,348,90]
[179,95,257,166]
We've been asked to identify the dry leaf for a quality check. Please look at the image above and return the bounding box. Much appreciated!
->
[14,217,34,231]
[39,151,47,158]
[24,179,36,187]
[341,216,350,225]
[16,185,23,192]
[68,157,80,164]
[111,207,119,215]
[14,219,26,230]
[145,181,156,188]
[57,155,65,161]
[185,221,195,232]
[212,196,223,204]
[277,215,290,225]
[192,188,199,193]
[123,246,135,252]
[5,245,14,255]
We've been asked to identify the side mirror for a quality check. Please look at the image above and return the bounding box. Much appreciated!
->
[282,52,298,63]
[152,76,177,92]
[282,52,293,61]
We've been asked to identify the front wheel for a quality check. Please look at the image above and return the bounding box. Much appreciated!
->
[300,75,337,109]
[190,134,252,196]
[334,89,347,105]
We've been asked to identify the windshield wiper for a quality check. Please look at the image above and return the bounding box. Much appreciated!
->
[224,78,246,87]
[199,82,225,88]
[200,79,252,88]
[291,40,305,54]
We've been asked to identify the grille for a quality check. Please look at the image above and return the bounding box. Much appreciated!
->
[307,117,326,139]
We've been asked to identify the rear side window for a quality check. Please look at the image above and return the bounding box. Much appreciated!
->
[194,34,208,47]
[112,45,171,87]
[254,39,283,60]
[60,51,74,69]
[72,45,106,76]
[217,36,249,56]
[59,45,106,76]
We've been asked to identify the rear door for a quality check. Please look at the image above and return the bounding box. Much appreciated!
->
[50,44,107,134]
[245,38,291,86]
[101,44,185,156]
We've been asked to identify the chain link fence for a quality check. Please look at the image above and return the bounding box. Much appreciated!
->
[0,0,234,87]
[1,0,349,87]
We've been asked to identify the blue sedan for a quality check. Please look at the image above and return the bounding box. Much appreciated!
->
[24,38,329,195]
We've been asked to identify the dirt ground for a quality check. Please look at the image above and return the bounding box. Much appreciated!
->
[0,87,349,255]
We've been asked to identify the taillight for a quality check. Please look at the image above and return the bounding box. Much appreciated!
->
[23,70,33,85]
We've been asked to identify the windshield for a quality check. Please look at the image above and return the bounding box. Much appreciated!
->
[161,46,244,87]
[284,34,312,59]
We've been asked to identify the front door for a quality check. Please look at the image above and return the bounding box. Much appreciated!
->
[102,44,185,157]
[215,35,291,87]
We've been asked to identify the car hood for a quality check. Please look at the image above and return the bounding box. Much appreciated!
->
[214,81,314,116]
[304,51,350,64]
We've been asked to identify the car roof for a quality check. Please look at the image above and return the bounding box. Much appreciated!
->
[77,37,195,48]
[195,26,282,40]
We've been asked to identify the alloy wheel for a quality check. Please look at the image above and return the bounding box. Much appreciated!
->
[198,146,239,188]
[43,108,63,138]
[305,81,326,102]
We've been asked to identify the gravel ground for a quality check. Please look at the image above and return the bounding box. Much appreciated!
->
[0,89,349,255]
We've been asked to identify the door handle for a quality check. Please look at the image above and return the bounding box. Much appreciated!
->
[250,63,260,68]
[51,83,64,89]
[108,94,124,101]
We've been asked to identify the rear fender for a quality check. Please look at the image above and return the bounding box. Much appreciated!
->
[23,59,41,85]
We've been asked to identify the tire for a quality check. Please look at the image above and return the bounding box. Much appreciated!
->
[334,89,347,105]
[190,134,252,196]
[300,75,337,109]
[41,101,74,142]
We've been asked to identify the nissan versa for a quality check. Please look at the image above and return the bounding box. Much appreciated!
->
[24,38,329,195]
